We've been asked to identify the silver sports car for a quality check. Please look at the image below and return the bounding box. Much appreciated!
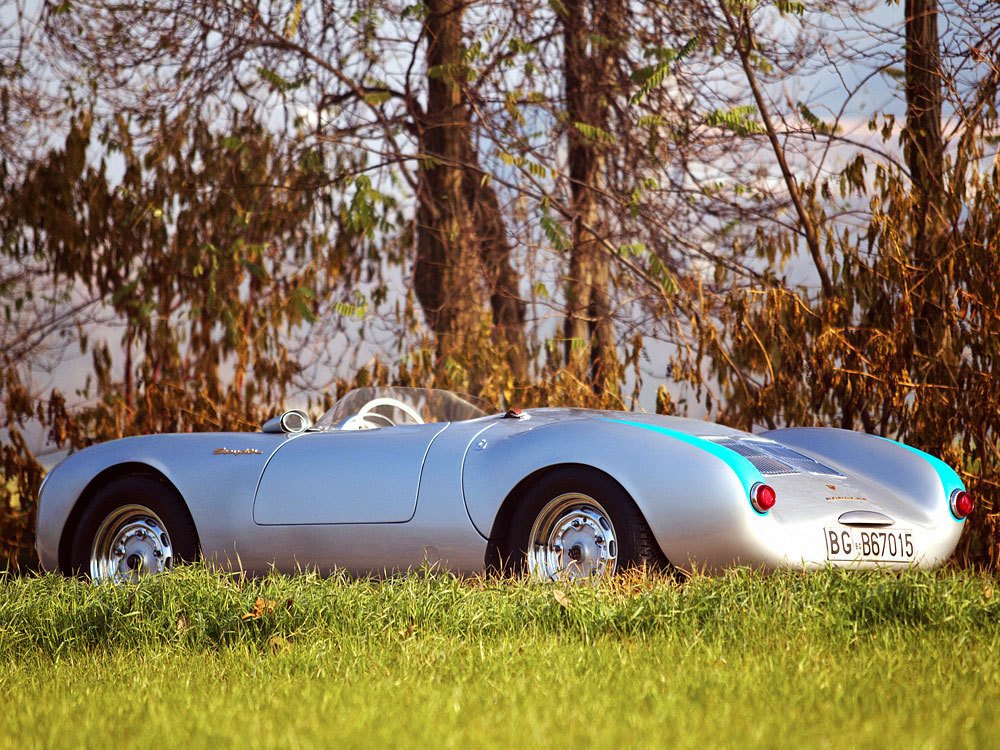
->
[35,386,973,582]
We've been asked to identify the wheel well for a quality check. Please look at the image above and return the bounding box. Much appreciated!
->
[57,462,197,574]
[484,462,652,570]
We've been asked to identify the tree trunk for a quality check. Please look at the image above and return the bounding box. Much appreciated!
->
[464,169,529,379]
[415,0,527,381]
[561,0,621,392]
[904,0,947,357]
[904,0,945,213]
[414,0,484,364]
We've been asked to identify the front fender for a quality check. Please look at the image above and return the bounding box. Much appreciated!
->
[35,432,287,571]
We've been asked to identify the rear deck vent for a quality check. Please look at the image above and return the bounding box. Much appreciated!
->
[749,441,845,478]
[710,438,797,475]
[709,438,845,478]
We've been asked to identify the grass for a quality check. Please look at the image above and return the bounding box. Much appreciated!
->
[1,566,999,749]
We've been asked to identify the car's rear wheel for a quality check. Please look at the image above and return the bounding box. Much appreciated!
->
[507,467,665,580]
[69,475,199,582]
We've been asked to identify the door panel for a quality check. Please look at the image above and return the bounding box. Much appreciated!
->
[253,424,448,525]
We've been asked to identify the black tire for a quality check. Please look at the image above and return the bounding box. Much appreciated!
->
[506,466,666,579]
[69,474,199,581]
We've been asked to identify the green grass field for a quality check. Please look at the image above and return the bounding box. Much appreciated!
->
[1,567,998,749]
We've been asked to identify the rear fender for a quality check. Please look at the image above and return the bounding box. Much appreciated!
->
[463,418,775,566]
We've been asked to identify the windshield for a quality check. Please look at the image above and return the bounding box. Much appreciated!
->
[313,387,495,429]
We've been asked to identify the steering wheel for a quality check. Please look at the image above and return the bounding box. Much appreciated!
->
[346,397,425,429]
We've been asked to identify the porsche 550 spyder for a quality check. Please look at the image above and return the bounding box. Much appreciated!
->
[35,386,973,582]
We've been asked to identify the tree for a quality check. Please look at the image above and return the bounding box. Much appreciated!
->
[903,0,946,358]
[414,0,527,380]
[40,0,530,385]
[0,107,351,567]
[559,0,624,393]
[680,0,1000,563]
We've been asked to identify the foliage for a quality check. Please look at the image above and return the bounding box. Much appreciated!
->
[0,108,355,567]
[664,0,1000,565]
[690,129,1000,565]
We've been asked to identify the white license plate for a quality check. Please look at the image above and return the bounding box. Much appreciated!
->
[824,527,914,562]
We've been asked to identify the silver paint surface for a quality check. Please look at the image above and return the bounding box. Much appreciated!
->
[36,399,966,575]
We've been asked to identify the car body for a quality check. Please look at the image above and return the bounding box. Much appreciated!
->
[35,386,971,582]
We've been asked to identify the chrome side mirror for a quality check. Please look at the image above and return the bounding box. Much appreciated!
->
[262,410,311,434]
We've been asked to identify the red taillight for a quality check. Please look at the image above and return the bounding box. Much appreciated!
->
[951,490,974,519]
[751,483,777,514]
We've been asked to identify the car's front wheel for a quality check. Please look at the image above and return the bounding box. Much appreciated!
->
[507,467,665,580]
[69,475,199,582]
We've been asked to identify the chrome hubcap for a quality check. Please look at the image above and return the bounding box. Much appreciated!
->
[527,493,618,581]
[90,504,174,583]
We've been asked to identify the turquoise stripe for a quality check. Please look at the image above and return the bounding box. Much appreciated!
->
[602,418,765,507]
[878,437,966,522]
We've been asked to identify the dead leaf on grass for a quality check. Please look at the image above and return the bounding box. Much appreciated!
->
[242,597,279,620]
